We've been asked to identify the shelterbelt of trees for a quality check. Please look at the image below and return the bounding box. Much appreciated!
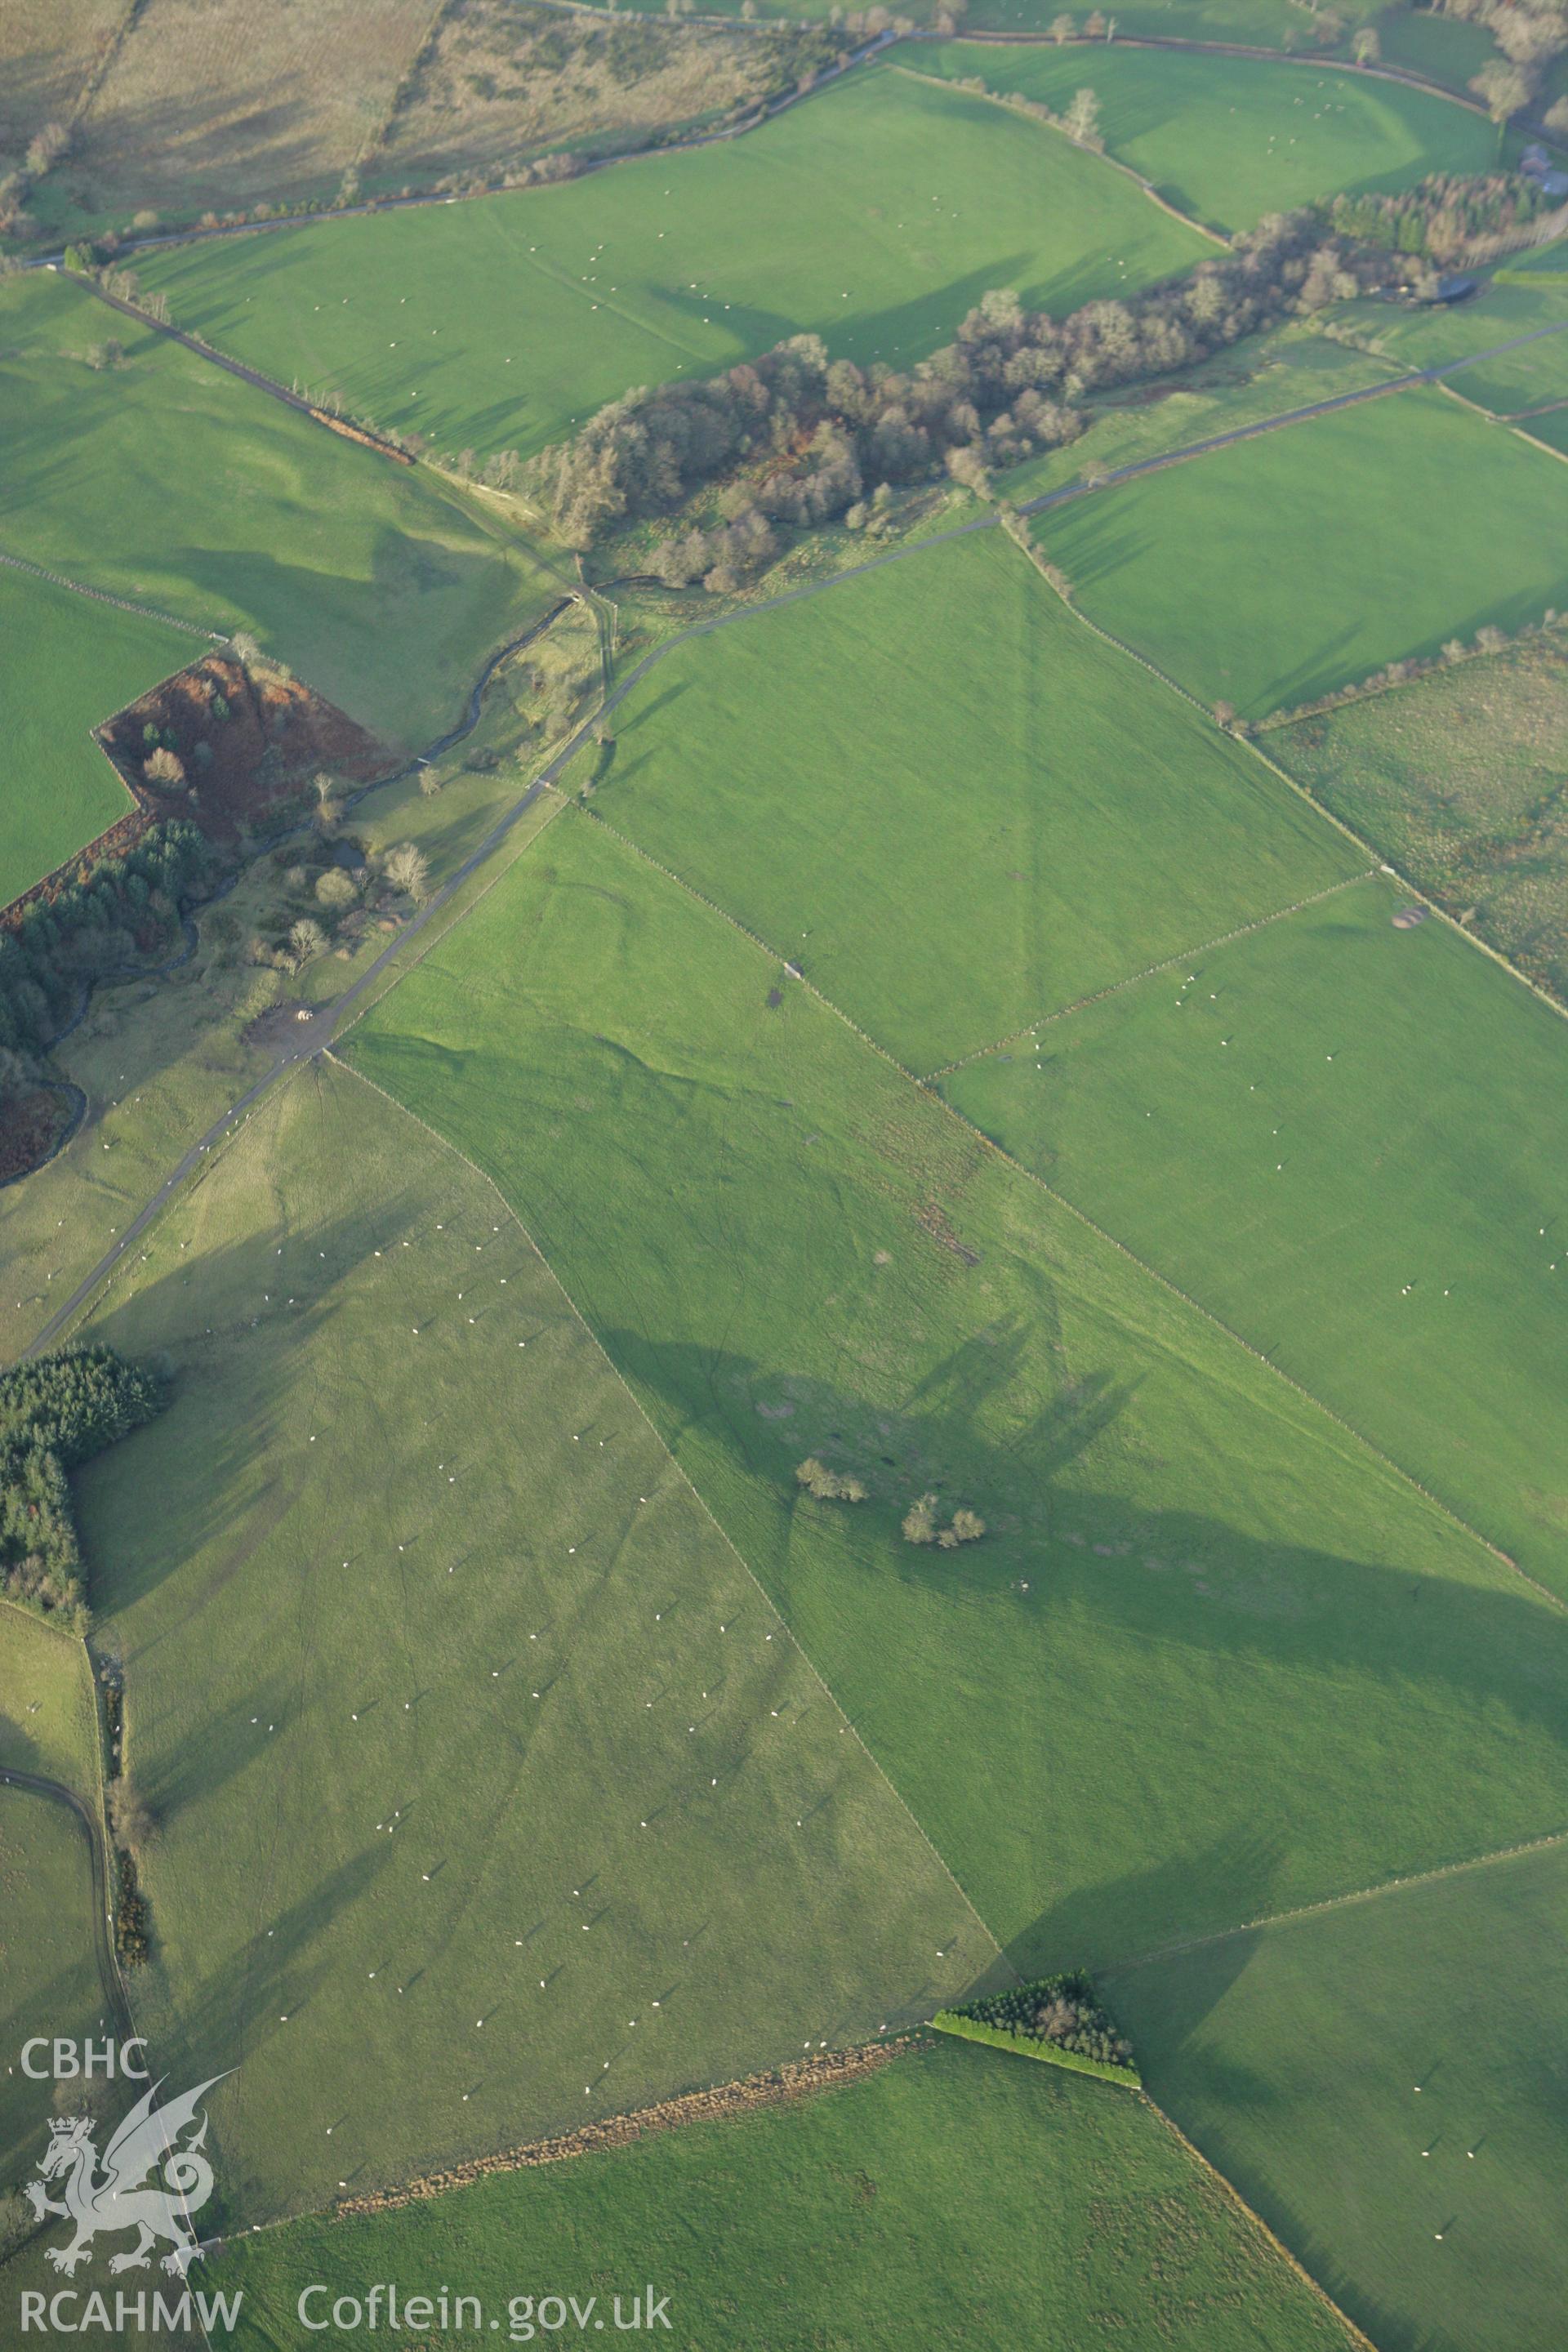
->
[0,823,209,1067]
[530,174,1556,583]
[1,1346,167,1632]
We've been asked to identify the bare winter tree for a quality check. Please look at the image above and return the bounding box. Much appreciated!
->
[383,842,431,902]
[1062,87,1102,145]
[1471,59,1531,121]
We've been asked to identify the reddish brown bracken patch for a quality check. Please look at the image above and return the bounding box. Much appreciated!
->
[3,657,394,933]
[0,1088,77,1184]
[99,655,391,851]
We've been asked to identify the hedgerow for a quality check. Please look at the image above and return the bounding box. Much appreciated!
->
[113,1849,150,1968]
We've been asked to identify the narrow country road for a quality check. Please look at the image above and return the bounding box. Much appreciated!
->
[16,311,1568,1361]
[933,24,1497,114]
[18,13,1510,301]
[1018,316,1568,515]
[72,276,343,426]
[24,32,897,277]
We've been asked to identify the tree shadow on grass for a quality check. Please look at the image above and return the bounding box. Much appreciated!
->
[614,678,695,749]
[1015,1825,1286,1989]
[148,1843,393,2229]
[77,1204,377,1597]
[605,1325,1568,1952]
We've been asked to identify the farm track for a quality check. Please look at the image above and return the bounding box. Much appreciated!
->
[23,32,898,283]
[3,592,577,1195]
[917,22,1497,117]
[72,275,385,439]
[21,289,1568,1849]
[13,255,1566,2336]
[9,48,1564,2324]
[0,1764,135,2045]
[17,602,601,1360]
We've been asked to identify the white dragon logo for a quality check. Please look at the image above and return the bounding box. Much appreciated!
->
[25,2074,229,2278]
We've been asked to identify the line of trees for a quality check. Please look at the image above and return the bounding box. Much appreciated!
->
[0,1346,167,1633]
[529,205,1405,565]
[946,72,1105,151]
[1431,0,1568,122]
[0,118,70,239]
[531,163,1561,588]
[1259,606,1566,730]
[1330,171,1558,260]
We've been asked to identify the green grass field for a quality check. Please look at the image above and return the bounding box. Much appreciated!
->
[205,2038,1356,2351]
[1002,327,1404,501]
[1035,385,1568,715]
[1516,403,1568,454]
[0,1606,98,1793]
[72,1056,996,2219]
[1507,240,1568,277]
[1433,320,1568,418]
[6,24,1566,2338]
[347,812,1568,1980]
[1371,5,1499,93]
[0,271,559,751]
[1002,0,1341,33]
[0,634,581,1373]
[0,918,292,1368]
[1273,634,1568,1003]
[1108,1841,1568,2352]
[0,1608,105,2196]
[589,529,1359,1070]
[0,563,188,904]
[0,1794,106,2193]
[134,67,1208,465]
[1328,261,1568,415]
[946,873,1568,1597]
[919,43,1492,231]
